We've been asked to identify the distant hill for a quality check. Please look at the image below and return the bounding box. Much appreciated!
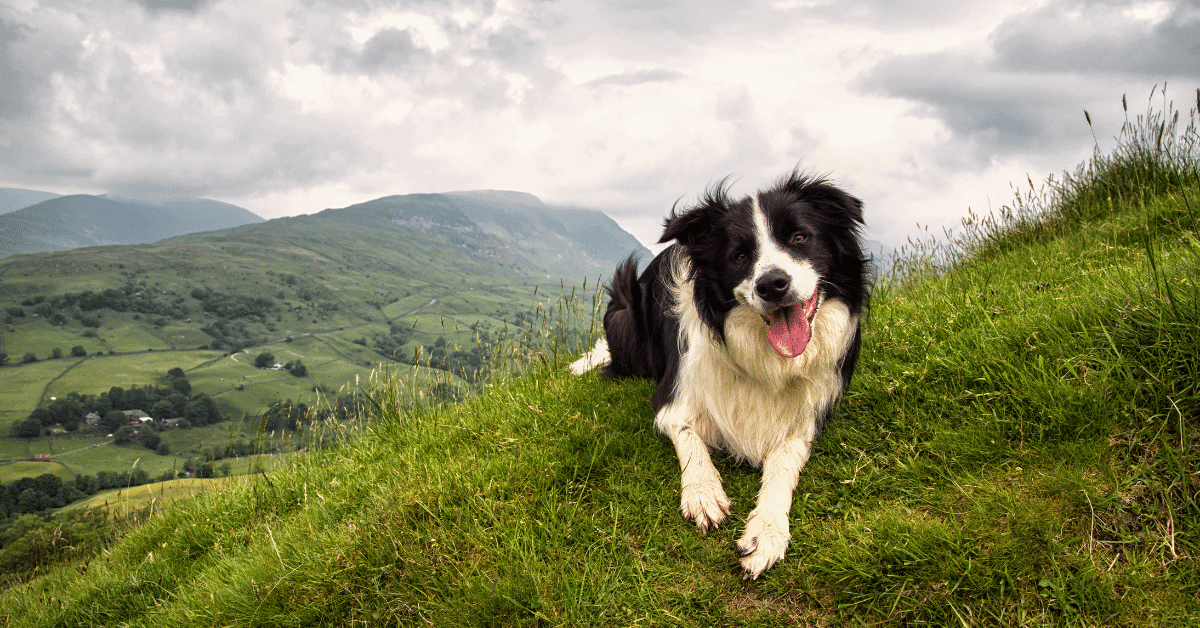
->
[340,190,651,279]
[0,195,265,258]
[0,189,647,427]
[0,187,61,215]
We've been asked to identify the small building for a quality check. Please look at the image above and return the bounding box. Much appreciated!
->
[34,454,51,461]
[162,418,185,428]
[122,409,151,424]
[85,412,101,426]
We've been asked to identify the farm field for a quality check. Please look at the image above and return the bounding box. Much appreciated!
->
[0,358,75,415]
[0,439,28,459]
[0,319,106,359]
[0,459,74,484]
[98,321,173,353]
[57,477,230,515]
[0,416,311,487]
[46,351,224,399]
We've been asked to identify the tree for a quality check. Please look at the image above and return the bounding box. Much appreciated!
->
[107,386,126,409]
[29,408,54,427]
[284,359,307,377]
[254,352,275,369]
[113,426,135,445]
[142,432,161,451]
[100,411,127,433]
[0,353,7,366]
[16,489,47,514]
[9,417,41,438]
[152,399,175,419]
[70,346,87,357]
[170,377,192,396]
[51,348,63,359]
[75,475,99,495]
[21,352,36,364]
[34,473,63,497]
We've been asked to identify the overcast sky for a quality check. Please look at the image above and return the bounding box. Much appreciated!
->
[2,0,1197,249]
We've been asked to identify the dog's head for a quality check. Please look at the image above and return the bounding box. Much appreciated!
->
[660,170,866,357]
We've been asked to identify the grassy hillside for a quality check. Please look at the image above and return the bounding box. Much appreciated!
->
[0,190,640,434]
[1,94,1197,626]
[0,195,264,259]
[0,189,60,216]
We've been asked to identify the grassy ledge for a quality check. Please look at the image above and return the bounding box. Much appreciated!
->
[2,91,1198,626]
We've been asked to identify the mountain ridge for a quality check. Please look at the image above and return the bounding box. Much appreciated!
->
[0,195,265,258]
[0,187,63,215]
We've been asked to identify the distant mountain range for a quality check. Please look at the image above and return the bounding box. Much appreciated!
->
[0,187,651,423]
[327,189,650,280]
[0,191,266,258]
[0,187,62,215]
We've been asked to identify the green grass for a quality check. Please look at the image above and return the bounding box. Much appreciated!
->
[45,351,224,399]
[0,320,105,360]
[55,478,229,516]
[52,443,181,479]
[97,320,174,353]
[156,421,292,457]
[1,92,1197,626]
[0,440,28,460]
[0,359,71,414]
[0,460,74,484]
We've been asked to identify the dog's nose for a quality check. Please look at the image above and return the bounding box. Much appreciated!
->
[755,269,791,302]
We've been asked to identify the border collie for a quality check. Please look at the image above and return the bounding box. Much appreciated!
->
[570,170,867,579]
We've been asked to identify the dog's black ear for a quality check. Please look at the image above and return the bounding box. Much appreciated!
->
[659,203,713,246]
[658,179,732,246]
[780,169,864,226]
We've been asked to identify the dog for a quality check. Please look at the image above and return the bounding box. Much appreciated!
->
[569,170,867,579]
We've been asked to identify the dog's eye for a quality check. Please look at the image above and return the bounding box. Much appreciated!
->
[734,252,747,262]
[791,233,807,244]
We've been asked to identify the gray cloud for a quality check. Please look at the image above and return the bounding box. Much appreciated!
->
[855,0,1200,169]
[585,68,686,88]
[859,55,1078,151]
[356,27,427,73]
[992,0,1200,76]
[129,0,214,13]
[807,0,988,26]
[0,10,93,184]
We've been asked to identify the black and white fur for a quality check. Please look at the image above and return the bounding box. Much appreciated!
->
[570,171,867,579]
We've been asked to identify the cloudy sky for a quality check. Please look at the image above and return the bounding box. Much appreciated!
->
[2,0,1197,249]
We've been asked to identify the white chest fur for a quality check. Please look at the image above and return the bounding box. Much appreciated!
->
[665,265,857,467]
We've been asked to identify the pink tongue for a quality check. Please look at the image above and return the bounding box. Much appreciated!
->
[766,296,817,358]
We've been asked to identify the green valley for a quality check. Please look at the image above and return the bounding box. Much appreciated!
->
[0,189,646,489]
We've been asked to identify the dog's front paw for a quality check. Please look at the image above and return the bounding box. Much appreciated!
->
[736,510,790,579]
[679,478,731,532]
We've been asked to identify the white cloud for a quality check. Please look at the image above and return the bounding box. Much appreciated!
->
[0,0,1195,251]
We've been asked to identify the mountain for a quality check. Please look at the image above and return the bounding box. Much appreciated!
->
[334,189,651,280]
[0,187,61,215]
[0,189,648,427]
[0,195,265,258]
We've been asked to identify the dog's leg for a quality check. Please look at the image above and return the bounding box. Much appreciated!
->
[568,338,610,375]
[737,436,811,579]
[655,402,731,531]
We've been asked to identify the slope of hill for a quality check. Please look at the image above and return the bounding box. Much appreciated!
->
[327,190,650,280]
[0,188,61,216]
[0,190,646,429]
[2,97,1195,625]
[0,195,265,258]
